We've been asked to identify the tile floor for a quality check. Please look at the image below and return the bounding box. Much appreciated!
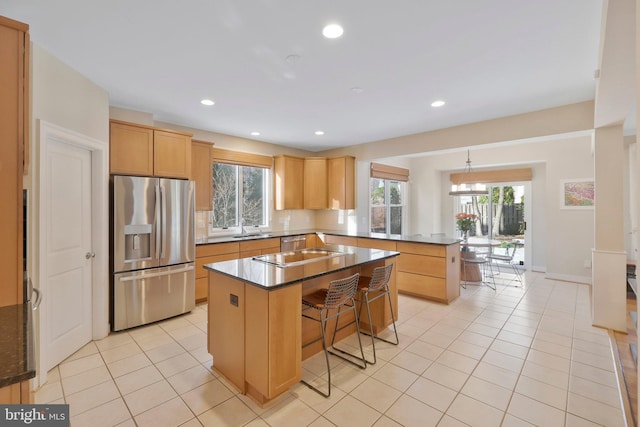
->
[36,270,629,426]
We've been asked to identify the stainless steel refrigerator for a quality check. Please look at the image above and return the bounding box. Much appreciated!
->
[111,175,195,331]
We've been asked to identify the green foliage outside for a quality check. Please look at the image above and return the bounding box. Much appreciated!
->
[477,186,515,204]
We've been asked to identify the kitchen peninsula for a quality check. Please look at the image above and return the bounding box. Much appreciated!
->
[197,231,461,304]
[203,244,399,404]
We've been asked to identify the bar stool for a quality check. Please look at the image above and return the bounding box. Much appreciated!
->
[355,264,398,365]
[301,273,366,397]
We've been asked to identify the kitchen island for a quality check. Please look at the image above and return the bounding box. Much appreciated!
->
[204,244,399,405]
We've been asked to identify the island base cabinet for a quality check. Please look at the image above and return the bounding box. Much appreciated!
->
[208,271,302,405]
[209,273,245,393]
[245,284,301,403]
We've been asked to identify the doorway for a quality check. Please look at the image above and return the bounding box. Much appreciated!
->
[454,182,531,270]
[36,120,109,387]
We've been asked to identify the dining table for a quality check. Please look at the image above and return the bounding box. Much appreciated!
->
[459,237,502,283]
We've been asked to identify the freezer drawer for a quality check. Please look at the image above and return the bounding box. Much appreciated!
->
[113,263,195,331]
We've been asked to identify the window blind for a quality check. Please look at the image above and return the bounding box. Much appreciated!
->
[450,168,532,184]
[210,147,273,168]
[370,162,409,182]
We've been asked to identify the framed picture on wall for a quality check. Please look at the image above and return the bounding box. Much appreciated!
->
[561,179,594,209]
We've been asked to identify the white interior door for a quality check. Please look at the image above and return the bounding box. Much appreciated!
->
[44,139,93,370]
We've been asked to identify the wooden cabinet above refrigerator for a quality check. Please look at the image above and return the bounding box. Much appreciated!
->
[109,120,192,179]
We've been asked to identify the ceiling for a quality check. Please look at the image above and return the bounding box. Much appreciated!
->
[1,0,604,152]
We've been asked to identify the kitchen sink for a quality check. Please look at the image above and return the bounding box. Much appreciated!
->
[252,248,345,267]
[232,233,272,239]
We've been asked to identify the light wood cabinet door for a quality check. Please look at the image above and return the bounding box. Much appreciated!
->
[303,157,327,209]
[109,121,154,176]
[327,156,355,210]
[274,155,304,210]
[195,243,240,302]
[0,17,28,307]
[209,272,245,392]
[191,141,213,211]
[245,283,301,402]
[321,234,358,246]
[0,381,31,404]
[154,129,191,179]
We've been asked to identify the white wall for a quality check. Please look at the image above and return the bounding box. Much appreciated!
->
[32,46,109,142]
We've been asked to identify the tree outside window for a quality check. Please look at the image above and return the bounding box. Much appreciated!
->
[370,178,404,234]
[211,163,268,229]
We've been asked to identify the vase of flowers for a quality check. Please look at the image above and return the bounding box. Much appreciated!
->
[455,213,478,241]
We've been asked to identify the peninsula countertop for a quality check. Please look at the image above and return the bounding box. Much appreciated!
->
[203,244,399,289]
[196,229,460,246]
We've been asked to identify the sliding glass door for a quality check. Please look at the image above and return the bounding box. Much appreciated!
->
[454,182,528,267]
[487,184,525,266]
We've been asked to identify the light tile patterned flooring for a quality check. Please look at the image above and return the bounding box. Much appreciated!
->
[36,271,629,426]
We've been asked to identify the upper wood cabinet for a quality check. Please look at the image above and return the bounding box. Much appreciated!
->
[109,121,153,176]
[328,156,355,210]
[274,155,304,210]
[191,140,213,211]
[109,120,192,179]
[0,16,28,308]
[303,157,327,209]
[274,154,355,210]
[153,129,191,179]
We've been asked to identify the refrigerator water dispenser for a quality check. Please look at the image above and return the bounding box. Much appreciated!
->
[124,224,152,262]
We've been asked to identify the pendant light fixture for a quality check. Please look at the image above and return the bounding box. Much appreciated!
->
[449,150,489,196]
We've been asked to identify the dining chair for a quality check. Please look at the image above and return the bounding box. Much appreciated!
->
[486,241,522,285]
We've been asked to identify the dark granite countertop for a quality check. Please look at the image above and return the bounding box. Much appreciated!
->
[0,303,35,387]
[196,229,460,246]
[204,244,399,289]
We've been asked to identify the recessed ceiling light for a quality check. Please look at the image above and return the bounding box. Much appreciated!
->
[201,99,215,106]
[431,100,445,107]
[351,87,364,94]
[322,24,343,39]
[250,131,260,136]
[315,131,325,136]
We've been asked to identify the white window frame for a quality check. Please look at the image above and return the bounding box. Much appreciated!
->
[209,163,270,235]
[369,178,406,235]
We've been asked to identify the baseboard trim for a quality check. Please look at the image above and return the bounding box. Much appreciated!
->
[608,329,635,427]
[544,272,592,285]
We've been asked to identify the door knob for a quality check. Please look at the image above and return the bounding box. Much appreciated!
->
[85,252,96,259]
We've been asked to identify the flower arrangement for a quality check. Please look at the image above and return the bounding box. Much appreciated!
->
[455,212,478,232]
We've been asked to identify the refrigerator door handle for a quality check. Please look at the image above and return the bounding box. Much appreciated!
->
[118,265,195,282]
[155,183,161,260]
[32,287,42,311]
[160,185,167,259]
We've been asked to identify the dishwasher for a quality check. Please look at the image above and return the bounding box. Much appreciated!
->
[280,235,306,251]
